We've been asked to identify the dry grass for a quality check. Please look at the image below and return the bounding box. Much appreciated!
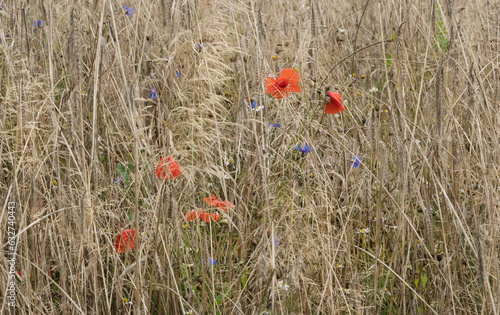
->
[1,0,500,314]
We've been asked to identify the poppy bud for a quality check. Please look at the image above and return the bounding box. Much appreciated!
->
[219,219,228,225]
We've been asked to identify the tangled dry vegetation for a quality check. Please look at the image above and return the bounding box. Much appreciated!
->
[1,0,500,314]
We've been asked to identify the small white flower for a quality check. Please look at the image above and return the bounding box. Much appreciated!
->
[81,90,87,96]
[413,139,421,144]
[434,244,441,252]
[384,288,391,296]
[338,288,350,295]
[185,263,194,268]
[355,228,370,234]
[98,135,103,143]
[385,225,398,229]
[406,265,412,270]
[226,158,234,166]
[277,280,289,291]
[336,206,347,214]
[338,28,347,33]
[185,311,194,315]
[370,87,378,93]
[224,174,230,180]
[343,100,349,106]
[122,298,133,305]
[254,105,264,112]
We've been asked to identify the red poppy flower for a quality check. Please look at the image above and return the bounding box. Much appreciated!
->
[204,194,235,212]
[265,68,301,99]
[115,229,136,254]
[155,156,181,180]
[324,92,344,114]
[186,210,220,223]
[186,209,203,222]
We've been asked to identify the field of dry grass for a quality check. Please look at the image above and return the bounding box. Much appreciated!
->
[1,0,500,314]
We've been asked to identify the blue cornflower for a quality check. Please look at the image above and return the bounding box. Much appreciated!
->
[269,234,279,248]
[33,20,43,32]
[351,155,361,168]
[269,123,281,128]
[197,43,206,51]
[149,88,157,100]
[250,100,263,111]
[175,71,181,78]
[114,177,123,184]
[124,6,135,16]
[294,145,313,154]
[202,257,217,267]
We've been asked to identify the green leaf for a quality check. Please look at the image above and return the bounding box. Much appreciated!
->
[127,162,134,173]
[386,53,392,68]
[241,269,248,288]
[117,163,126,174]
[216,293,224,305]
[124,173,132,185]
[421,273,428,287]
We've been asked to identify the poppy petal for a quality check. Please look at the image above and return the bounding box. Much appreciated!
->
[265,78,278,93]
[287,84,301,93]
[276,75,290,88]
[325,92,344,114]
[168,161,181,179]
[204,195,217,206]
[115,229,136,253]
[329,92,342,105]
[279,68,300,85]
[271,88,288,99]
[155,158,165,178]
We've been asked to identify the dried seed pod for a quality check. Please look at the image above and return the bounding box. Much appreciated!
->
[324,95,331,104]
[275,44,283,54]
